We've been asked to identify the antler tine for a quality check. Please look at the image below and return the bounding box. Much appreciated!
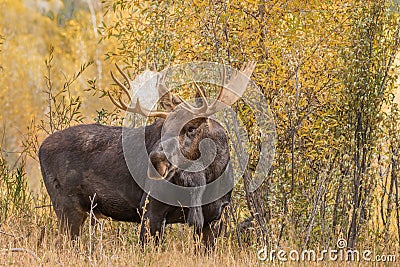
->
[206,61,256,115]
[109,64,136,114]
[134,98,168,118]
[207,63,227,113]
[157,69,197,113]
[172,67,205,113]
[108,91,127,110]
[240,61,257,77]
[115,63,132,88]
[174,94,194,111]
[214,63,227,100]
[108,64,169,119]
[166,82,210,115]
[111,64,132,101]
[224,60,256,89]
[109,67,133,113]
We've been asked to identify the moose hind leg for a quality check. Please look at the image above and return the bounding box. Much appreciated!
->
[54,203,87,239]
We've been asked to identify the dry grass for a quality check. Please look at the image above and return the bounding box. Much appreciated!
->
[0,163,399,266]
[0,146,265,266]
[1,183,400,267]
[2,212,398,267]
[0,208,261,267]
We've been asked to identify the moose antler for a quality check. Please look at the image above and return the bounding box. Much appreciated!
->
[108,64,169,119]
[216,61,256,106]
[180,61,256,116]
[109,61,256,118]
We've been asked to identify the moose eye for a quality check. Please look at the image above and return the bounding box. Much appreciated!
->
[187,126,196,134]
[186,126,197,137]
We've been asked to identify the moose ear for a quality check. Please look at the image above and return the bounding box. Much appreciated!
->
[157,75,182,112]
[159,92,182,112]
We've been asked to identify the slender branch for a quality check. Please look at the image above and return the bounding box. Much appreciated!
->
[0,248,41,263]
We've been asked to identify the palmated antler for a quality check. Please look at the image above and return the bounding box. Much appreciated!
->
[215,61,256,107]
[180,61,256,116]
[108,64,169,119]
[109,61,256,118]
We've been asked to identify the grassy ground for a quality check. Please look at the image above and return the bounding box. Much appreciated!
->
[2,205,398,266]
[0,212,259,266]
[0,168,258,266]
[0,165,398,266]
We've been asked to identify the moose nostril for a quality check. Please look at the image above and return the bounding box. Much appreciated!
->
[148,151,170,179]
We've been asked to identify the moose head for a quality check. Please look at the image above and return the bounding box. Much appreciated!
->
[108,61,256,182]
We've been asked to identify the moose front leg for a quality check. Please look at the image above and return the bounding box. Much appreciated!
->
[195,220,224,251]
[139,195,168,245]
[139,216,166,246]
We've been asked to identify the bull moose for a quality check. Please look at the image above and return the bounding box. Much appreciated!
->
[38,61,256,247]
